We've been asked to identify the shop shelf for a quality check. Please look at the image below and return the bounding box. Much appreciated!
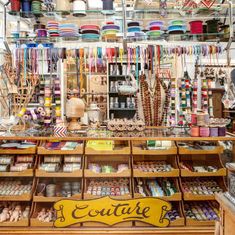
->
[0,169,34,177]
[37,141,84,155]
[84,155,131,178]
[177,142,224,155]
[0,219,29,227]
[132,141,177,155]
[35,169,82,178]
[133,178,181,201]
[33,194,82,202]
[185,218,216,226]
[0,193,32,201]
[83,178,132,200]
[180,178,227,201]
[179,154,226,177]
[35,156,83,178]
[0,147,36,155]
[85,140,131,155]
[132,155,179,178]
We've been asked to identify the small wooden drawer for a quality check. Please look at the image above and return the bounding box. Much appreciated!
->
[133,178,182,201]
[179,154,226,177]
[180,177,227,201]
[133,155,179,178]
[33,179,83,202]
[83,178,132,200]
[35,155,83,178]
[85,140,131,155]
[84,155,131,178]
[132,141,177,155]
[0,203,30,227]
[38,141,84,155]
[177,141,223,155]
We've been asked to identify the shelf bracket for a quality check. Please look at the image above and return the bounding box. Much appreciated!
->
[0,0,11,53]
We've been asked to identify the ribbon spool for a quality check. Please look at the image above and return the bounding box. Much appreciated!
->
[32,0,42,16]
[199,127,210,137]
[206,19,219,33]
[102,0,114,15]
[210,127,218,137]
[189,20,203,34]
[9,0,21,14]
[36,29,47,38]
[73,0,87,17]
[21,0,33,18]
[55,0,70,15]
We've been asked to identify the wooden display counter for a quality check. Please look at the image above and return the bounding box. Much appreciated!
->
[0,129,233,235]
[216,193,235,235]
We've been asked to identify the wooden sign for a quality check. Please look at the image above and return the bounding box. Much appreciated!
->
[54,197,171,228]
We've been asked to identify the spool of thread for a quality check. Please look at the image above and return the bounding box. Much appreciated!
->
[190,126,200,137]
[218,126,226,136]
[210,127,218,137]
[73,0,87,17]
[189,20,203,34]
[206,19,219,33]
[191,114,197,125]
[200,127,210,137]
[36,29,47,38]
[40,111,46,117]
[10,0,21,13]
[102,0,114,14]
[197,113,209,126]
[32,0,42,15]
[55,0,70,15]
[21,0,32,18]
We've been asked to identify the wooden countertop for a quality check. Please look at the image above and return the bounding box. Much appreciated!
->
[216,193,235,220]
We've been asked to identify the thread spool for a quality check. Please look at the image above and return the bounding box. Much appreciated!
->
[190,126,200,137]
[21,0,32,18]
[191,114,197,125]
[218,126,226,136]
[32,0,42,15]
[102,0,114,14]
[197,113,209,126]
[210,127,218,137]
[10,0,21,14]
[46,184,56,197]
[36,29,47,38]
[189,20,203,34]
[55,0,70,15]
[199,127,210,137]
[73,0,87,17]
[206,19,219,33]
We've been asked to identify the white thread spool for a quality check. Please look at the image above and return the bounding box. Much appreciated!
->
[55,0,70,14]
[73,0,86,16]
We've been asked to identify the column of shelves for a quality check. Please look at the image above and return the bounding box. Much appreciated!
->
[131,140,184,227]
[83,140,132,227]
[31,140,84,227]
[177,141,227,227]
[0,140,38,227]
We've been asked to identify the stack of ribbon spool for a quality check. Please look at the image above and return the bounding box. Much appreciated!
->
[59,23,79,38]
[80,24,100,41]
[168,20,186,34]
[47,21,59,37]
[146,21,164,39]
[101,22,120,41]
[127,21,145,39]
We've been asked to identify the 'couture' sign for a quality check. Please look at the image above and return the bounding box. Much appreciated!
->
[54,197,171,227]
